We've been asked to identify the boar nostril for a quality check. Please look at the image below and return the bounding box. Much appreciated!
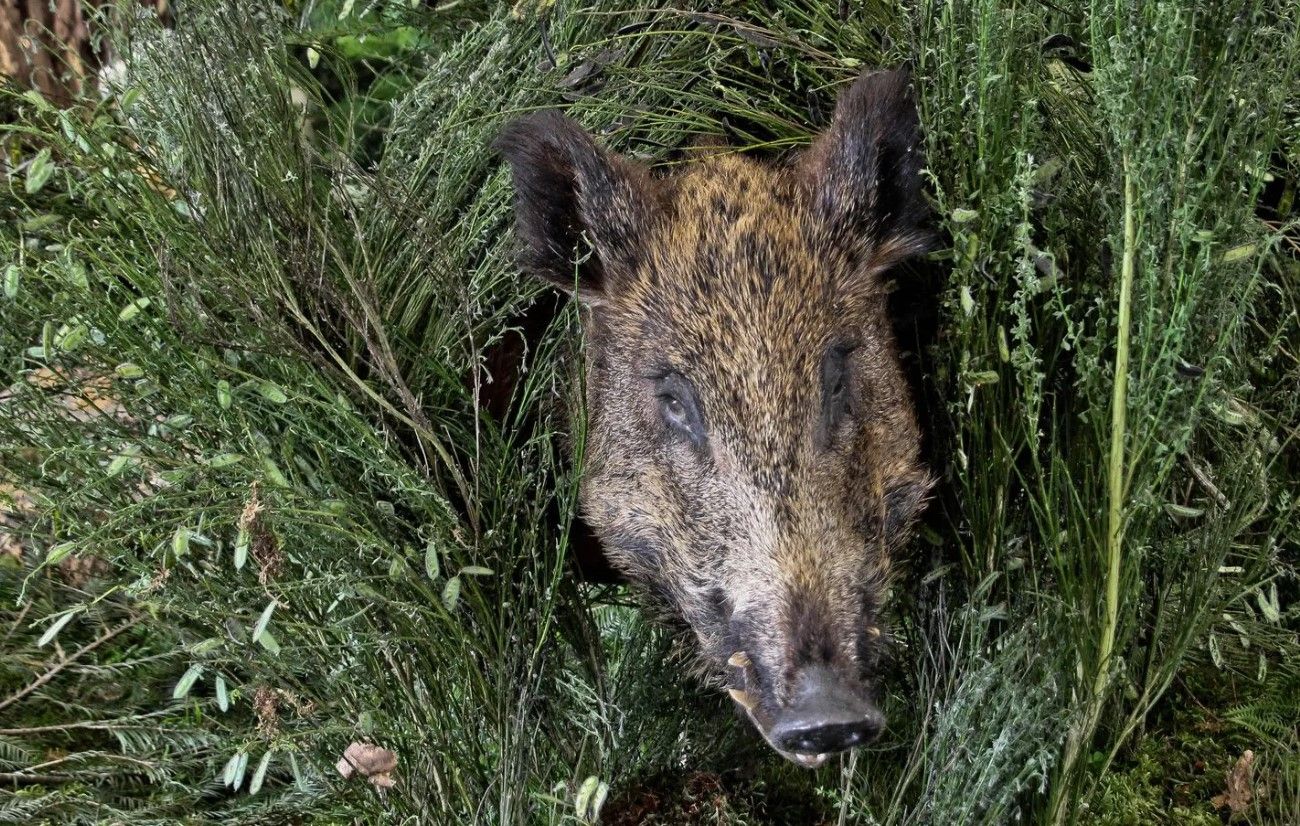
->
[767,665,883,758]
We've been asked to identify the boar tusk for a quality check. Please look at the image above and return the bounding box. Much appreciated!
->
[793,752,829,769]
[727,687,758,711]
[866,626,882,638]
[727,651,751,668]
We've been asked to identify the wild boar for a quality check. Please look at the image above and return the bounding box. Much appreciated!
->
[495,68,932,767]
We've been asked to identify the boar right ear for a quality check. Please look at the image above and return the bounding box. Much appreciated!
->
[494,111,655,305]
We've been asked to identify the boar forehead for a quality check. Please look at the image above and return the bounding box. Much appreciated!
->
[598,156,903,461]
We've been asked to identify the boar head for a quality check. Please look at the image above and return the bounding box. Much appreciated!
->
[496,69,932,767]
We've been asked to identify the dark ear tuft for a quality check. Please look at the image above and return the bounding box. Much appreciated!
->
[493,111,654,303]
[802,69,931,272]
[882,469,934,539]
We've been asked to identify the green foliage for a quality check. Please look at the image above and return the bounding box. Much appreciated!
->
[1,1,1297,824]
[1092,666,1299,825]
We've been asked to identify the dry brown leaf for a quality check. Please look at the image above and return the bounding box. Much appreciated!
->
[23,367,63,390]
[11,368,129,423]
[0,484,36,512]
[0,485,36,561]
[238,483,265,533]
[253,686,279,738]
[0,531,21,562]
[58,553,111,587]
[1211,749,1255,815]
[237,483,283,583]
[336,741,398,789]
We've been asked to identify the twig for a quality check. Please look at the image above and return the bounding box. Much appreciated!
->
[1187,457,1230,508]
[0,711,172,736]
[2,599,32,646]
[0,772,74,785]
[0,614,141,715]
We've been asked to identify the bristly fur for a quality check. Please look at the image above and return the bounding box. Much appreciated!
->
[496,68,932,727]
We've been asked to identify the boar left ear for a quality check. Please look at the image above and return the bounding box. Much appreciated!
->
[494,110,656,306]
[883,469,935,538]
[801,69,931,273]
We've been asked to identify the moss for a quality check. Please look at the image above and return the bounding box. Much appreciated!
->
[1095,666,1298,825]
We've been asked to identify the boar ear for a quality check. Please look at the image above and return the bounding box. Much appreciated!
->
[494,111,655,305]
[882,469,935,539]
[801,69,931,273]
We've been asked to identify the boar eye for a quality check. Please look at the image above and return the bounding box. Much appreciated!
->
[661,394,687,423]
[654,372,706,446]
[819,345,855,444]
[829,371,847,400]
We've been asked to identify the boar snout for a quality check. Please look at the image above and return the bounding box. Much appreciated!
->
[729,646,886,767]
[767,665,884,759]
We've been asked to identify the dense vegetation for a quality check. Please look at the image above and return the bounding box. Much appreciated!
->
[1,1,1296,823]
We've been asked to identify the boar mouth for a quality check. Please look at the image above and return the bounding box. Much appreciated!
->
[725,652,826,767]
[725,650,883,769]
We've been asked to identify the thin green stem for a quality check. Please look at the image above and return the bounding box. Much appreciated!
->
[1096,160,1136,699]
[1050,158,1138,826]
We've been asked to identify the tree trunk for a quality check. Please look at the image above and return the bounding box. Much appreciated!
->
[0,1,168,107]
